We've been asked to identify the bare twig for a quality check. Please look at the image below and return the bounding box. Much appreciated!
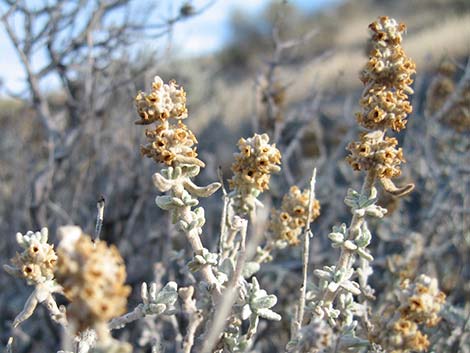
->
[292,168,317,337]
[94,196,105,241]
[217,166,230,262]
[253,1,318,138]
[6,337,13,353]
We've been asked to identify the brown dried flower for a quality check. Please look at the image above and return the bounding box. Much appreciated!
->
[9,229,57,285]
[346,130,405,179]
[141,120,198,166]
[135,76,204,167]
[357,16,416,132]
[259,79,287,133]
[398,274,446,328]
[386,318,430,353]
[135,76,188,125]
[347,17,415,197]
[269,186,320,246]
[55,226,131,335]
[371,274,445,353]
[229,133,281,194]
[228,133,281,216]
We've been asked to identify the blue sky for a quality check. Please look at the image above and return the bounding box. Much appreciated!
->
[172,0,338,55]
[0,0,339,95]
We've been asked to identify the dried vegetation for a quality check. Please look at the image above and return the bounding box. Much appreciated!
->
[1,1,469,353]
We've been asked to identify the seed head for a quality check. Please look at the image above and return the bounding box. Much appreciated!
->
[357,16,416,132]
[135,76,187,125]
[55,226,131,334]
[229,133,281,194]
[346,130,405,179]
[135,76,204,167]
[269,186,320,246]
[141,120,198,165]
[7,228,57,285]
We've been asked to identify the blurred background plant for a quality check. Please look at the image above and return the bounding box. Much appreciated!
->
[1,0,469,352]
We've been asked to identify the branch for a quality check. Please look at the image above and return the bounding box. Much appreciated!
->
[199,217,248,353]
[108,282,177,331]
[292,168,317,337]
[179,286,203,353]
[11,282,67,329]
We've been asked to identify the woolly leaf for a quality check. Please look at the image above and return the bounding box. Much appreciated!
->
[243,262,260,278]
[257,308,281,321]
[252,294,277,310]
[156,282,178,306]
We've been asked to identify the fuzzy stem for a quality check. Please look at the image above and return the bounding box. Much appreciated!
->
[222,225,239,260]
[108,304,148,330]
[173,183,223,299]
[199,218,248,353]
[322,169,376,305]
[254,241,274,264]
[180,287,203,353]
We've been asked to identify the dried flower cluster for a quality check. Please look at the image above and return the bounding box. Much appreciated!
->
[269,186,320,246]
[381,318,431,353]
[4,228,67,331]
[135,76,203,167]
[136,77,282,353]
[229,133,281,215]
[229,133,281,193]
[135,76,188,124]
[347,16,415,196]
[293,17,417,353]
[141,121,199,166]
[55,226,131,336]
[398,274,446,327]
[347,130,404,179]
[372,275,446,353]
[7,228,57,285]
[357,16,415,131]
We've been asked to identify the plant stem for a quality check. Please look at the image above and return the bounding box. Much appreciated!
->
[199,218,248,353]
[173,183,223,299]
[294,168,317,336]
[322,169,376,305]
